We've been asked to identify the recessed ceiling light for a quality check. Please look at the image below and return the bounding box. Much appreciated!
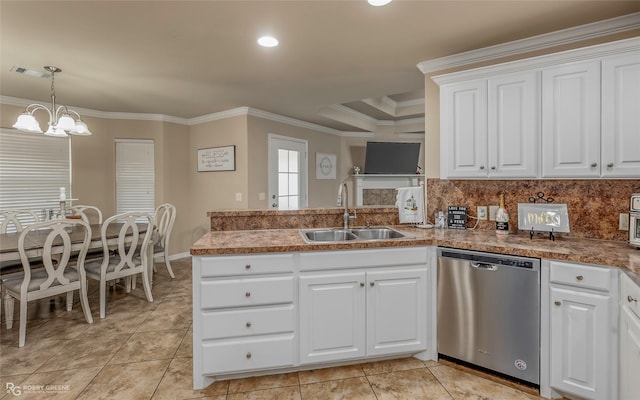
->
[257,36,279,48]
[368,0,392,6]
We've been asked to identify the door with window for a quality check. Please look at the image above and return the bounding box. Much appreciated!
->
[268,135,307,210]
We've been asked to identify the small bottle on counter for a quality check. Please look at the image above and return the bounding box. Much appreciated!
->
[496,193,509,237]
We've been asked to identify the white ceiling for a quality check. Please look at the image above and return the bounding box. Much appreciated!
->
[1,1,639,132]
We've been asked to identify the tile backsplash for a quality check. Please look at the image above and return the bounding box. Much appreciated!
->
[426,179,639,241]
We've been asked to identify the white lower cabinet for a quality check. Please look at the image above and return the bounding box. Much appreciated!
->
[620,273,640,400]
[548,261,618,400]
[299,266,428,364]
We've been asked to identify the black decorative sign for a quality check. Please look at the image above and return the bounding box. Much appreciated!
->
[447,206,467,230]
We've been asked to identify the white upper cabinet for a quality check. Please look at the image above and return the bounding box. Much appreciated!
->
[601,53,640,178]
[440,80,488,178]
[488,71,540,178]
[433,37,640,180]
[541,61,601,178]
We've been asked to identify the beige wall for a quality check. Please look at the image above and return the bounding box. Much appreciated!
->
[247,116,343,209]
[423,30,640,177]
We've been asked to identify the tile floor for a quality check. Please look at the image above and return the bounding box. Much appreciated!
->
[0,258,546,399]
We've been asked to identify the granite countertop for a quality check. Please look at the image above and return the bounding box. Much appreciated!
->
[191,226,640,278]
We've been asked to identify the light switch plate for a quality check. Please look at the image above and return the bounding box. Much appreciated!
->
[477,206,487,220]
[235,192,242,201]
[489,206,499,221]
[619,213,629,231]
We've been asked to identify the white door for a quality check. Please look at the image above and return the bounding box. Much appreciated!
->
[550,286,610,400]
[487,71,539,178]
[366,268,428,356]
[440,79,488,178]
[601,53,640,178]
[541,61,601,178]
[268,135,307,210]
[299,272,366,364]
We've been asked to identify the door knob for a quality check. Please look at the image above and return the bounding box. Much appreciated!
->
[245,291,251,297]
[360,282,365,287]
[370,282,375,287]
[246,352,252,359]
[246,322,252,328]
[245,264,251,270]
[576,275,584,281]
[554,301,561,306]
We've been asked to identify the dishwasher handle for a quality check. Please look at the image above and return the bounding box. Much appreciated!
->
[471,262,498,271]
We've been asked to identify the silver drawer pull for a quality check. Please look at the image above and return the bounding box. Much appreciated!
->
[554,301,561,306]
[490,166,496,170]
[245,264,251,270]
[245,291,251,298]
[370,282,375,287]
[607,163,614,168]
[246,322,252,328]
[576,275,584,281]
[360,282,365,287]
[246,352,252,359]
[628,296,638,304]
[479,165,485,170]
[590,162,597,168]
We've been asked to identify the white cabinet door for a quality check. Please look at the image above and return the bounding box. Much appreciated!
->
[299,272,366,364]
[366,268,428,356]
[620,305,640,400]
[601,53,640,178]
[488,71,540,178]
[440,80,488,178]
[550,286,610,400]
[542,61,601,178]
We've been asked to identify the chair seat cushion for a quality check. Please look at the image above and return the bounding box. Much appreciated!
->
[85,256,142,275]
[3,269,80,293]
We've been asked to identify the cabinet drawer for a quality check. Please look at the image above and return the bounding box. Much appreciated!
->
[621,272,640,319]
[200,254,294,277]
[201,335,295,374]
[201,305,295,340]
[550,261,611,292]
[201,276,294,309]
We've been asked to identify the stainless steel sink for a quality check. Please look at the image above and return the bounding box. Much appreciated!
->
[302,229,357,242]
[301,227,407,242]
[350,227,406,240]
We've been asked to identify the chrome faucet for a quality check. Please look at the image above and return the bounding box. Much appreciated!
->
[338,182,356,230]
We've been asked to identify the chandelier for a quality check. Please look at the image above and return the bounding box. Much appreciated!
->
[12,66,92,137]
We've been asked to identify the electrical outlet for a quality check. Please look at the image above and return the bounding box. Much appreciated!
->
[235,192,242,202]
[477,206,487,220]
[619,213,629,231]
[489,206,499,221]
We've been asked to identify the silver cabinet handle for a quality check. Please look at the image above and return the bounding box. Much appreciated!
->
[245,291,251,297]
[245,264,251,270]
[554,301,561,306]
[246,352,252,359]
[370,282,375,287]
[607,163,614,168]
[591,163,597,168]
[576,275,584,281]
[246,322,252,328]
[490,166,496,170]
[629,296,638,304]
[479,165,485,170]
[360,282,365,287]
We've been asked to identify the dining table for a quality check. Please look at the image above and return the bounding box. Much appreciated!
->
[0,222,155,286]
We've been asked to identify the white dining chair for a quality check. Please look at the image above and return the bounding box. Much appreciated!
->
[84,212,154,319]
[152,203,176,279]
[69,205,103,225]
[0,210,39,233]
[3,219,94,347]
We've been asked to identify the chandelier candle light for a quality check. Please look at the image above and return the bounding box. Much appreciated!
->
[12,66,92,137]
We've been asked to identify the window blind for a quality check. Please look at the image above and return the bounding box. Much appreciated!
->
[115,139,155,216]
[0,128,71,225]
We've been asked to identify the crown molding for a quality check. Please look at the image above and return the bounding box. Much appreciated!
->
[432,36,640,86]
[340,131,376,138]
[396,133,425,139]
[245,107,343,136]
[187,107,250,125]
[418,12,640,74]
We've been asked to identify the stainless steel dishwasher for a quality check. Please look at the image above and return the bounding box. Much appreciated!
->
[437,248,540,385]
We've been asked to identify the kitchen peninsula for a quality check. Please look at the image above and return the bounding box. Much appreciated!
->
[191,208,640,400]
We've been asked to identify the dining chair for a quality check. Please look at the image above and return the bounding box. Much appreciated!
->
[0,210,39,233]
[3,219,94,347]
[152,203,176,279]
[84,212,153,319]
[69,205,103,225]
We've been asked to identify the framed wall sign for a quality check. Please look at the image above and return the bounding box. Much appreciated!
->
[197,145,236,172]
[316,152,336,180]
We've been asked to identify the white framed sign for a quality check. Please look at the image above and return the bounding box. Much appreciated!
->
[315,152,336,179]
[197,145,235,172]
